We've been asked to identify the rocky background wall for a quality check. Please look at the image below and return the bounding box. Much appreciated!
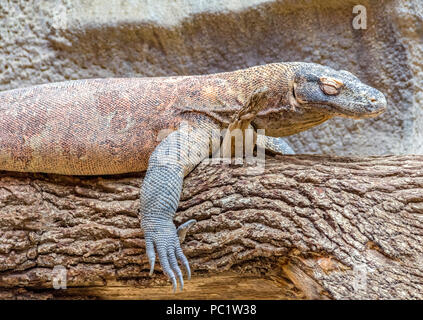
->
[0,0,421,156]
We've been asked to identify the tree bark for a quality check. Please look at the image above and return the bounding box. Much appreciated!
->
[0,154,423,300]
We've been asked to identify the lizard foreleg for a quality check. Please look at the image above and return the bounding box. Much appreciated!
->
[258,136,295,155]
[140,122,217,292]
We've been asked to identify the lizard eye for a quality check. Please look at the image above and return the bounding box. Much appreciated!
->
[319,77,343,96]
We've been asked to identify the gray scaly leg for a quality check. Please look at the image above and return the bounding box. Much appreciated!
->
[259,135,295,155]
[140,122,216,292]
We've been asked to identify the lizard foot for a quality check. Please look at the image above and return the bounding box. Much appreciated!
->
[143,218,191,292]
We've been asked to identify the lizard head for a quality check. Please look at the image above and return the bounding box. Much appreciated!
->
[289,63,387,119]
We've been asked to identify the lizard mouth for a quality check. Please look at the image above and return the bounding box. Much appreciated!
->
[306,101,386,119]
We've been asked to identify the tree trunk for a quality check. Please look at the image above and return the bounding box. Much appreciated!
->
[0,154,422,299]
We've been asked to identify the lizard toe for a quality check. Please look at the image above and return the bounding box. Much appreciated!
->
[168,248,184,291]
[176,244,191,280]
[145,238,156,276]
[158,245,177,293]
[176,219,197,243]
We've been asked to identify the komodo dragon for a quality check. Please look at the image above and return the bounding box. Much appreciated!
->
[0,62,386,292]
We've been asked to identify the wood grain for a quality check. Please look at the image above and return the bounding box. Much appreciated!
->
[1,155,423,299]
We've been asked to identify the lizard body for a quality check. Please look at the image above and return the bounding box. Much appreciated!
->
[0,63,288,174]
[0,62,386,291]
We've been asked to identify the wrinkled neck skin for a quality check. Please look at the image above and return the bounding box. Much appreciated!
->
[213,62,334,137]
[253,106,332,137]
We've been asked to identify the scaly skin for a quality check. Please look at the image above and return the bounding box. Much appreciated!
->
[0,62,387,292]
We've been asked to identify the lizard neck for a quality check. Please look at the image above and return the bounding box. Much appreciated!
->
[190,63,296,128]
[174,62,332,137]
[240,63,334,137]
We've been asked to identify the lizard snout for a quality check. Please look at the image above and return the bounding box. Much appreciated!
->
[365,89,387,117]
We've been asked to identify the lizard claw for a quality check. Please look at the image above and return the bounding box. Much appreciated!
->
[145,238,156,276]
[142,218,192,292]
[176,219,196,243]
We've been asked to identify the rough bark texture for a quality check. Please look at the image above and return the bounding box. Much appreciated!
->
[1,154,423,300]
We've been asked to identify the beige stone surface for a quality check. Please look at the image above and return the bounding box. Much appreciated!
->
[0,0,423,155]
[0,0,421,156]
